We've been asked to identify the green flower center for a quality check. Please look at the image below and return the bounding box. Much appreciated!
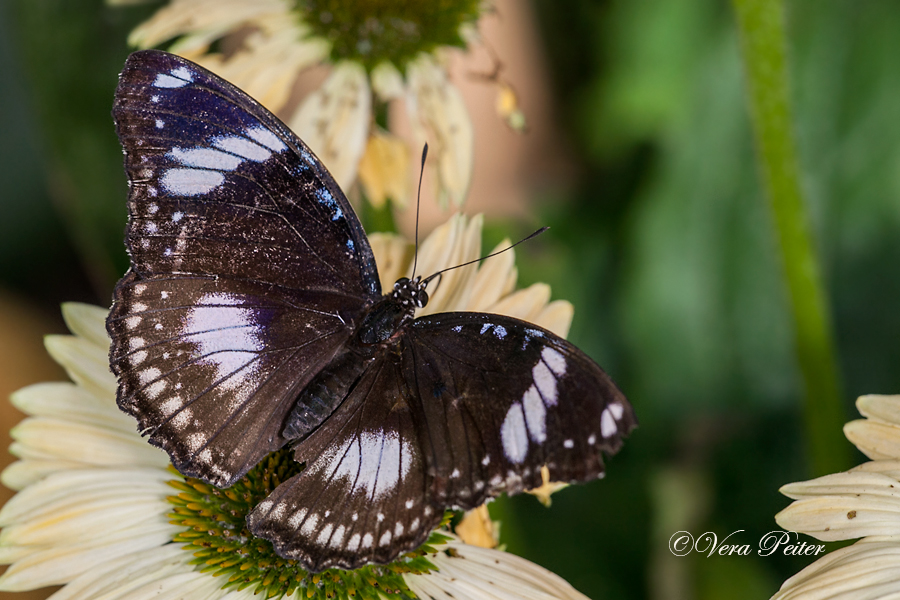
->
[296,0,483,71]
[167,449,448,600]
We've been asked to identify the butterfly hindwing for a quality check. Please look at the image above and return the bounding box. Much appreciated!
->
[109,50,382,486]
[405,312,635,509]
[247,353,439,572]
[108,272,364,486]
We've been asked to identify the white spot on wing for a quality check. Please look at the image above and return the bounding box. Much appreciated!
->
[300,513,319,536]
[362,533,373,549]
[532,361,558,406]
[563,439,574,449]
[609,402,624,420]
[153,73,190,88]
[330,525,345,548]
[183,293,263,390]
[313,430,413,501]
[501,403,529,463]
[601,408,617,438]
[541,347,567,376]
[348,533,361,551]
[213,135,272,162]
[521,385,546,443]
[379,530,392,546]
[288,508,308,528]
[161,168,225,196]
[493,325,507,339]
[246,126,286,152]
[155,119,164,129]
[316,524,334,546]
[169,147,242,171]
[159,396,183,416]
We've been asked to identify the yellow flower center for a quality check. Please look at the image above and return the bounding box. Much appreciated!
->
[167,449,448,599]
[296,0,482,71]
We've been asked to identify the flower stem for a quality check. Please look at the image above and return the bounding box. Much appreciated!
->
[732,0,850,476]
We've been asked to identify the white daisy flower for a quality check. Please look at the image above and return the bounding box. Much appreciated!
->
[0,217,584,600]
[772,394,900,599]
[116,0,501,209]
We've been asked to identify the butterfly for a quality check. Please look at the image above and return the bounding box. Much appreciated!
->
[107,49,636,572]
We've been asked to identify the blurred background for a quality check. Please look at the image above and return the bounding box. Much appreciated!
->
[2,0,900,598]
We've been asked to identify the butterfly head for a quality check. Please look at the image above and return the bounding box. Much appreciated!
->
[392,276,429,309]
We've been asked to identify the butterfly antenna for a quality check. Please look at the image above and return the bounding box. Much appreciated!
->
[410,144,428,280]
[422,226,549,288]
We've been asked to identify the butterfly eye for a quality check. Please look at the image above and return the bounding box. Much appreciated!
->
[415,290,428,308]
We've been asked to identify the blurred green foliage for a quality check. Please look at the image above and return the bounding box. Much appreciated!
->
[3,0,900,598]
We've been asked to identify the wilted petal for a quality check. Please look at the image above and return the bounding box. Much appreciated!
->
[406,55,473,208]
[290,61,371,191]
[195,17,329,113]
[370,61,404,101]
[369,233,412,291]
[455,506,498,549]
[358,128,411,208]
[127,0,288,52]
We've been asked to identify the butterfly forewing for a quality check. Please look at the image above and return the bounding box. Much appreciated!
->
[109,50,381,486]
[405,313,635,508]
[113,50,379,296]
[248,353,439,572]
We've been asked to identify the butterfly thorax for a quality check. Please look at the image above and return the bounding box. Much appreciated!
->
[357,277,428,346]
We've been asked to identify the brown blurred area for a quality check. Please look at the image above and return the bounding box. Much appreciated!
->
[0,292,66,600]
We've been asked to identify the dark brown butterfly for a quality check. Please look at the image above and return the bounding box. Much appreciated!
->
[108,50,636,572]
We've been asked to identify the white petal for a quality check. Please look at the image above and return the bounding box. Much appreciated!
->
[407,538,588,600]
[290,61,371,190]
[487,283,553,323]
[0,468,170,527]
[11,382,134,431]
[10,418,167,468]
[467,239,518,312]
[47,545,190,600]
[772,537,900,600]
[845,419,900,460]
[44,335,117,402]
[0,522,174,590]
[856,395,900,426]
[1,459,85,491]
[406,55,473,208]
[61,303,110,350]
[415,214,483,315]
[533,301,574,339]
